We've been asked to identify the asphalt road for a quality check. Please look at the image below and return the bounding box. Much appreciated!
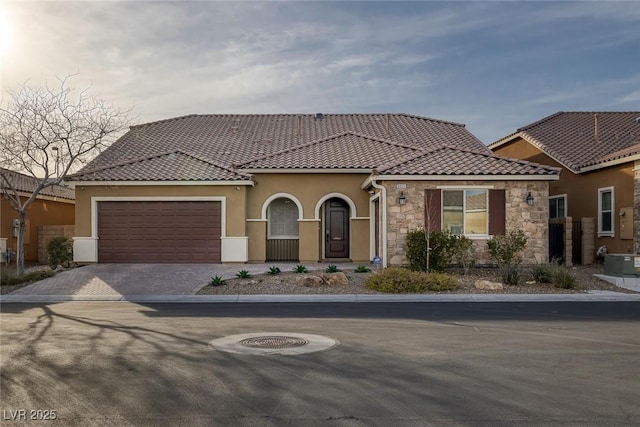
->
[1,302,639,426]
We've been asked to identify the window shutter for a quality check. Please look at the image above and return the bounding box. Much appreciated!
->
[488,189,506,235]
[424,189,441,231]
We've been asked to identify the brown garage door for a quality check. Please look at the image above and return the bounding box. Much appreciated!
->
[98,201,221,263]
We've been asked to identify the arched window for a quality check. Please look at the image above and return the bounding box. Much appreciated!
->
[267,198,299,239]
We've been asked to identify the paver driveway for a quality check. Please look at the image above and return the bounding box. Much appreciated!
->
[8,263,359,297]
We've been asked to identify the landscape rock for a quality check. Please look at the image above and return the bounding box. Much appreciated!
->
[474,280,504,291]
[297,275,324,287]
[321,272,350,286]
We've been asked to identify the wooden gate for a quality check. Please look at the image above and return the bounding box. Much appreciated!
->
[549,222,565,263]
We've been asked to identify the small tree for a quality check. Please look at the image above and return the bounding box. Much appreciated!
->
[487,230,528,285]
[0,75,132,275]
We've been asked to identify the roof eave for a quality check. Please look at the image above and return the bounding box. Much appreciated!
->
[66,180,255,188]
[578,154,640,173]
[372,174,560,181]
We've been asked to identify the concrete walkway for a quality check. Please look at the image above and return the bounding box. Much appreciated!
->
[2,263,640,303]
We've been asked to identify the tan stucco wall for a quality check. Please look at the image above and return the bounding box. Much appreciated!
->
[246,173,371,263]
[493,137,635,254]
[382,180,549,266]
[74,185,247,237]
[1,196,75,262]
[75,176,372,264]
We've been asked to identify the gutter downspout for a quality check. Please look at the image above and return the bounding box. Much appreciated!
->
[370,178,388,268]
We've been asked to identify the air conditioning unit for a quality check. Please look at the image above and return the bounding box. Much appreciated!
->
[603,254,640,277]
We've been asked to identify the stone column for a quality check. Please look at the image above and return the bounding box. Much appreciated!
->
[582,217,595,265]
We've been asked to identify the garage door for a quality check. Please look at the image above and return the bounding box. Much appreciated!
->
[98,201,221,263]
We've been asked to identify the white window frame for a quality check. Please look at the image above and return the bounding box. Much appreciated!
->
[549,194,567,219]
[597,186,614,237]
[442,189,489,238]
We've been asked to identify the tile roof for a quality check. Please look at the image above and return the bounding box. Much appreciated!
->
[491,112,640,172]
[377,146,560,176]
[239,132,423,169]
[69,151,251,181]
[0,168,75,200]
[71,113,489,181]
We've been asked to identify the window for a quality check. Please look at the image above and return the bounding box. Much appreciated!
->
[598,187,614,236]
[267,198,299,239]
[442,189,488,235]
[549,195,566,219]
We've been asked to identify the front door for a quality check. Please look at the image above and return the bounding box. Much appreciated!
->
[325,198,349,258]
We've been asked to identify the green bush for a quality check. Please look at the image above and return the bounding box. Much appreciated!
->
[294,264,308,273]
[355,265,371,273]
[553,268,577,289]
[450,234,475,274]
[267,266,281,275]
[47,236,73,268]
[325,264,339,273]
[236,270,251,279]
[405,229,458,272]
[365,267,457,293]
[0,270,55,286]
[487,230,527,285]
[531,262,559,283]
[209,275,226,286]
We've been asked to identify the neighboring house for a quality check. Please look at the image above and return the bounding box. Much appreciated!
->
[67,113,559,267]
[0,168,76,262]
[489,111,640,261]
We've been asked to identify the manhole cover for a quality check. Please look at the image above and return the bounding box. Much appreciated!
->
[239,336,309,349]
[208,332,339,355]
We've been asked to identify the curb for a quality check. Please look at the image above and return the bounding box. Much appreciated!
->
[2,292,640,304]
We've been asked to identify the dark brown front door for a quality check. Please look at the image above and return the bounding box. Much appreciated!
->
[325,198,349,259]
[98,201,221,263]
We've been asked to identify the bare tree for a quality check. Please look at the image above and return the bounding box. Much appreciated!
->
[0,75,132,275]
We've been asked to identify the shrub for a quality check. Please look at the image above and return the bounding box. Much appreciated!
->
[0,270,55,286]
[365,267,457,293]
[236,270,251,279]
[294,264,308,273]
[47,236,73,268]
[487,230,527,285]
[209,275,226,286]
[553,268,577,289]
[405,229,458,272]
[450,234,475,275]
[531,262,559,283]
[267,266,281,275]
[355,265,371,273]
[325,264,339,273]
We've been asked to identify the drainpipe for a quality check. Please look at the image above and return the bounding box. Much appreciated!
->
[370,178,388,268]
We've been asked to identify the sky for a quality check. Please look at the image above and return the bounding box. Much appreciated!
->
[1,0,639,144]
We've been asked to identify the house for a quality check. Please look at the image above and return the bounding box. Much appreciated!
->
[67,113,559,267]
[489,111,640,263]
[0,168,75,263]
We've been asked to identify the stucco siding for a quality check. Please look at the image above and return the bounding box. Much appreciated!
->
[1,197,75,262]
[493,137,635,254]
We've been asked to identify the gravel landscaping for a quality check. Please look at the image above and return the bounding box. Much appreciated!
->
[197,264,638,295]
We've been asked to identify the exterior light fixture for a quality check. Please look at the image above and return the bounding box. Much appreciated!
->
[398,191,407,205]
[526,192,534,206]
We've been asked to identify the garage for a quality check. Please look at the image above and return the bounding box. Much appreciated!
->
[97,201,221,263]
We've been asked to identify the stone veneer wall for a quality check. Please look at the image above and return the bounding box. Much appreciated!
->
[635,160,640,254]
[384,180,549,266]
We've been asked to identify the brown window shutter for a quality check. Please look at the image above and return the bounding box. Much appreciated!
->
[489,189,506,235]
[424,189,441,231]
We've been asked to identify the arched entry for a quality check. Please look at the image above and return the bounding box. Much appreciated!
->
[266,197,300,261]
[324,198,350,259]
